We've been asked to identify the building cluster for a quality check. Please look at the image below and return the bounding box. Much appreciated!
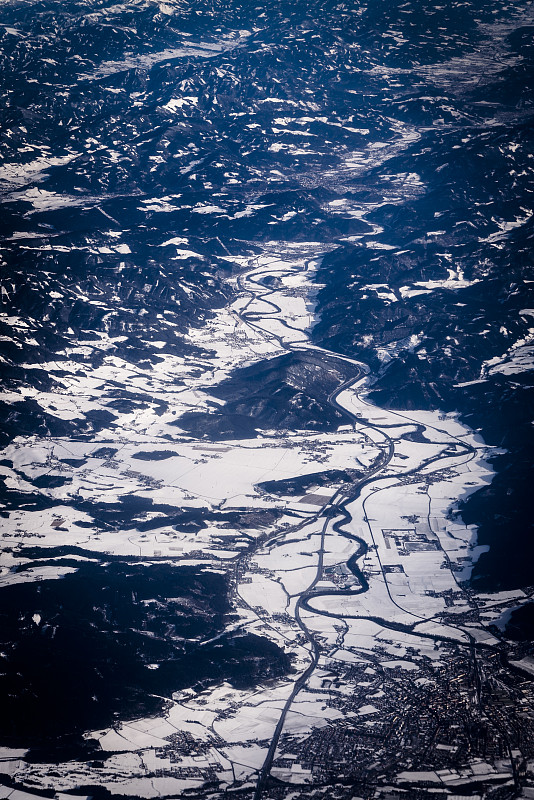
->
[268,648,534,798]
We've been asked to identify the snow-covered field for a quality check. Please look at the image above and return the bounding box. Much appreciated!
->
[0,231,508,800]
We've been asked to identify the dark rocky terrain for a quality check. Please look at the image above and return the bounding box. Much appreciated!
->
[0,0,533,795]
[177,352,357,437]
[311,55,534,587]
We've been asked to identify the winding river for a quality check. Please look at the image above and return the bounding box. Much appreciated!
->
[219,248,497,799]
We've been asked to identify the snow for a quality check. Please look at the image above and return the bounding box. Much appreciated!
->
[214,704,281,742]
[0,140,510,798]
[239,576,288,614]
[0,750,28,760]
[0,153,78,190]
[510,657,534,677]
[356,704,379,715]
[400,267,481,296]
[77,36,250,81]
[483,341,534,376]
